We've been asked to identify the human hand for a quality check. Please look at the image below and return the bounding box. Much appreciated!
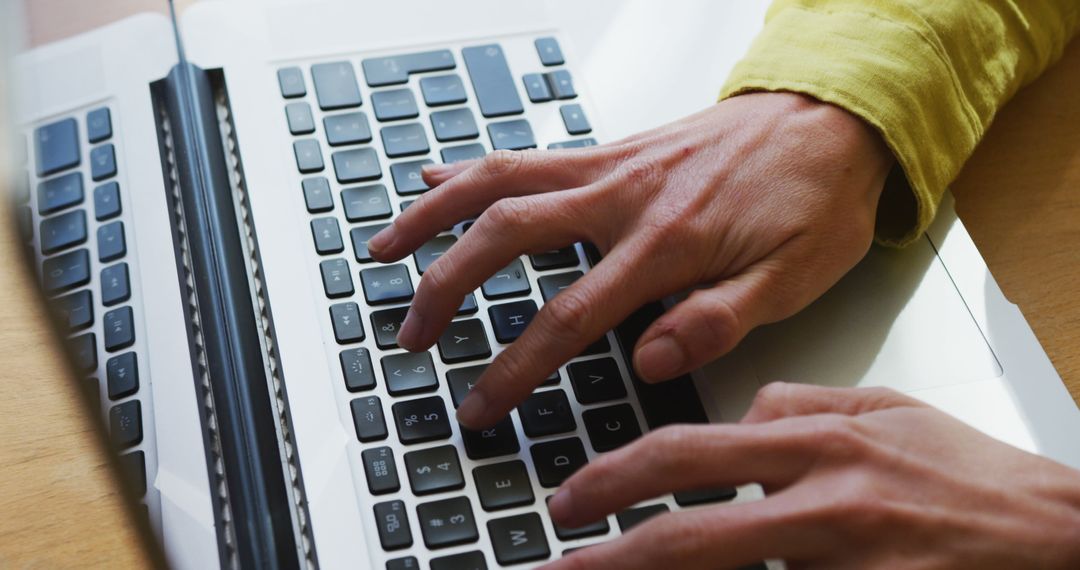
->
[543,383,1080,570]
[367,92,893,429]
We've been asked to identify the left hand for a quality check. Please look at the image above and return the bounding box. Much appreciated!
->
[542,383,1080,570]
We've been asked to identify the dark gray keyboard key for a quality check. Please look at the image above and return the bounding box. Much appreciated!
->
[372,88,419,121]
[119,451,147,497]
[342,184,392,221]
[371,306,408,349]
[462,45,523,118]
[319,258,354,298]
[461,416,519,460]
[34,118,80,177]
[441,143,486,164]
[97,221,126,262]
[106,352,139,400]
[87,108,112,143]
[38,172,83,214]
[548,138,598,150]
[330,302,364,343]
[361,263,413,304]
[416,496,478,548]
[311,61,362,110]
[522,73,553,103]
[519,389,575,438]
[538,271,582,302]
[361,50,456,87]
[43,248,91,294]
[414,235,456,273]
[103,306,135,352]
[531,438,587,488]
[351,395,388,442]
[302,177,334,213]
[581,334,611,357]
[110,400,142,448]
[458,293,478,316]
[277,67,306,98]
[420,74,467,106]
[311,217,344,254]
[93,181,122,220]
[285,102,316,135]
[90,144,117,181]
[535,37,565,66]
[560,104,592,135]
[68,332,97,372]
[583,403,641,452]
[568,357,627,404]
[446,364,484,408]
[481,259,530,299]
[431,108,479,142]
[674,487,737,507]
[324,111,372,146]
[390,159,433,195]
[405,444,465,495]
[549,498,610,540]
[40,209,87,255]
[386,556,419,570]
[100,263,130,306]
[350,223,390,262]
[617,504,669,532]
[545,70,577,99]
[340,347,376,391]
[293,139,325,173]
[488,300,537,344]
[17,206,32,241]
[392,396,451,444]
[332,147,381,183]
[430,551,486,570]
[530,247,579,270]
[437,319,491,364]
[488,513,550,565]
[362,446,400,495]
[382,351,438,396]
[474,460,533,511]
[487,119,536,151]
[53,289,93,332]
[374,500,413,550]
[381,123,429,158]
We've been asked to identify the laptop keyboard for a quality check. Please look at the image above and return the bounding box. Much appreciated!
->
[278,35,737,568]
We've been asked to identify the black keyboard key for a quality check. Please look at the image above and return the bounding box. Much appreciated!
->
[414,235,456,273]
[371,306,408,349]
[372,88,419,121]
[519,389,576,438]
[340,347,376,391]
[87,108,112,143]
[40,209,87,255]
[545,70,577,100]
[431,108,479,142]
[302,177,334,213]
[488,513,550,565]
[386,557,419,570]
[350,223,390,262]
[43,248,91,294]
[277,67,306,98]
[393,396,451,444]
[109,400,142,448]
[93,181,122,220]
[361,263,413,304]
[106,352,139,400]
[38,172,83,214]
[324,111,373,146]
[487,119,536,151]
[530,247,579,271]
[52,289,93,332]
[430,551,486,570]
[583,403,641,452]
[568,358,627,404]
[617,504,669,532]
[284,102,315,135]
[330,302,364,343]
[446,364,484,407]
[538,271,582,302]
[310,217,344,254]
[34,118,80,177]
[461,416,519,460]
[441,143,486,164]
[522,73,553,103]
[100,263,130,306]
[481,259,530,299]
[362,50,456,87]
[382,351,438,396]
[374,500,413,550]
[437,319,491,364]
[560,104,592,135]
[462,45,523,118]
[488,300,537,344]
[531,438,587,488]
[535,37,565,66]
[68,332,97,372]
[90,144,117,181]
[673,487,737,507]
[362,446,400,494]
[548,138,598,150]
[340,184,390,222]
[390,159,433,195]
[549,498,610,540]
[474,460,533,511]
[293,139,325,173]
[381,123,429,158]
[311,61,362,110]
[97,221,126,263]
[319,258,354,298]
[580,334,611,357]
[119,450,146,496]
[420,74,468,106]
[458,293,478,316]
[405,444,465,495]
[103,306,135,352]
[351,395,388,442]
[332,147,381,182]
[416,496,478,548]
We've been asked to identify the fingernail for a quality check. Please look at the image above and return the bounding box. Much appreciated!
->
[367,226,395,255]
[635,335,685,382]
[397,309,425,350]
[548,487,573,521]
[455,389,488,429]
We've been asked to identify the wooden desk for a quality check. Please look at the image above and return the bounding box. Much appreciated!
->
[1,3,1078,567]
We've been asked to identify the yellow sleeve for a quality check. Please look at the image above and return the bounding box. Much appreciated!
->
[721,0,1080,246]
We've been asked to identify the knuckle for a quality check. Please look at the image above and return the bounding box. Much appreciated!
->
[810,416,873,461]
[485,197,532,231]
[642,425,701,467]
[542,288,593,341]
[615,157,663,189]
[420,261,458,297]
[749,382,793,417]
[481,149,525,178]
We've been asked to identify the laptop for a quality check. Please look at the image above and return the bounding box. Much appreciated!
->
[5,1,1079,569]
